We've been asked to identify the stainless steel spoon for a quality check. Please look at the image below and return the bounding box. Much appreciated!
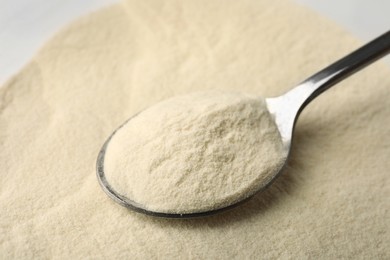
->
[97,30,390,218]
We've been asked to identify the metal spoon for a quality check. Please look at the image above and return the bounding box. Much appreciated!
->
[97,30,390,218]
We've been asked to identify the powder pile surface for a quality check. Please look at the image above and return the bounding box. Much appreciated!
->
[1,0,389,258]
[104,91,285,213]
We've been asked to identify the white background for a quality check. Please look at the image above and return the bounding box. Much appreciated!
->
[0,0,389,85]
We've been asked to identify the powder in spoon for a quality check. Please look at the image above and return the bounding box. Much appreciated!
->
[104,91,286,214]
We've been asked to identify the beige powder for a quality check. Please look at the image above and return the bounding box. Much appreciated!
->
[0,0,389,258]
[104,91,285,214]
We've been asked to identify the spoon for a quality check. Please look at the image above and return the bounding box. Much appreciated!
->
[97,30,390,218]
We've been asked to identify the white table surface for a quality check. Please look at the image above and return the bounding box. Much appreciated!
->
[1,0,389,85]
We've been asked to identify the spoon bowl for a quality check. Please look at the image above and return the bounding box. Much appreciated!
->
[97,30,390,218]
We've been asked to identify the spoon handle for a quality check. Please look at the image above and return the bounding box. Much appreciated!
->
[288,30,390,113]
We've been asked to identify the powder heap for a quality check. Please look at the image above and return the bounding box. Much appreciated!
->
[104,91,286,214]
[1,0,389,258]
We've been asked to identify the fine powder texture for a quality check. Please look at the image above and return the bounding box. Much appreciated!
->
[104,91,285,213]
[1,0,389,258]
